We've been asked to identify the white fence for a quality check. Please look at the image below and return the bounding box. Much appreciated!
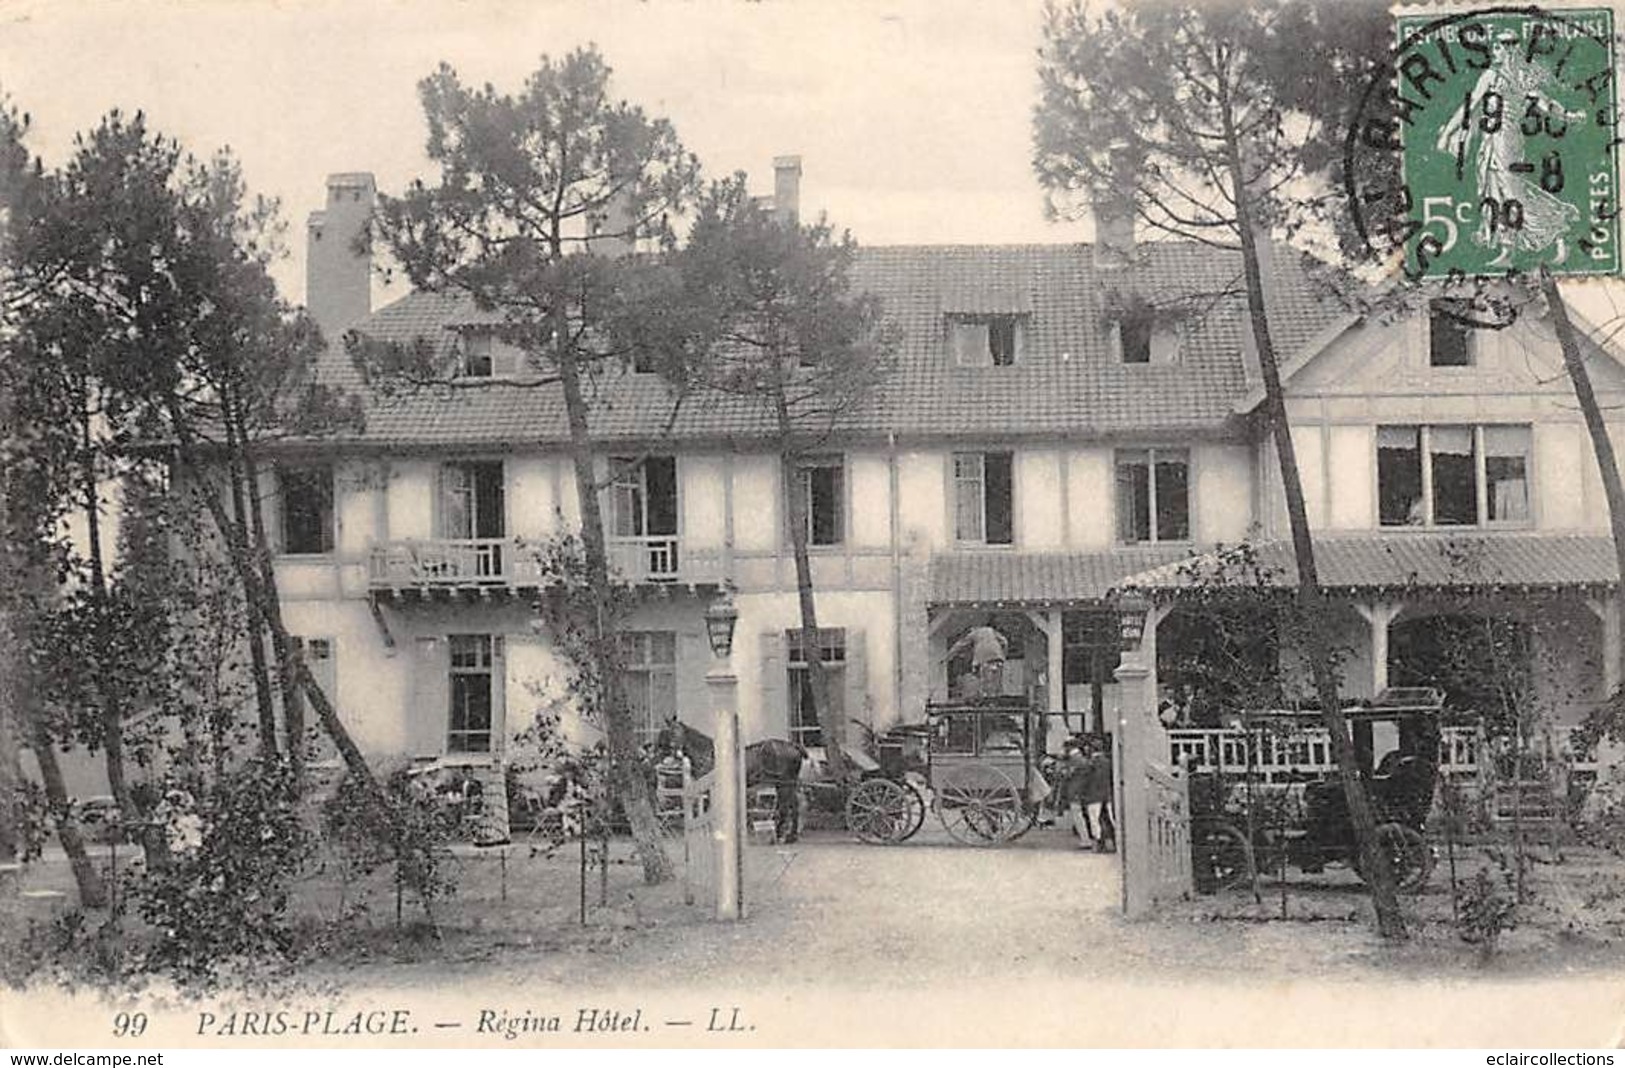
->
[1166,723,1599,785]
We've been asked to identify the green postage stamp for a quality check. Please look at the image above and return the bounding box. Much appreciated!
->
[1396,6,1621,279]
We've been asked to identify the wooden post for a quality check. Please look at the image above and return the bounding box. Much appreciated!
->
[1046,610,1065,717]
[1354,601,1403,697]
[710,662,743,921]
[1586,596,1621,701]
[681,756,695,907]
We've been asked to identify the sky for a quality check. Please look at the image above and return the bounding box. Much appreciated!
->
[4,0,1625,328]
[0,0,1081,308]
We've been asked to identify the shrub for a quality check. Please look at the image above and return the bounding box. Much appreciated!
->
[132,759,312,985]
[1458,857,1518,958]
[319,766,461,920]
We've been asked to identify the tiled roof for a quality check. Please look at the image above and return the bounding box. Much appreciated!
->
[324,240,1349,448]
[1121,534,1623,593]
[929,546,1198,606]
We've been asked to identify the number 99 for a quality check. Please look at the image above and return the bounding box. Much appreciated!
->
[112,1012,148,1037]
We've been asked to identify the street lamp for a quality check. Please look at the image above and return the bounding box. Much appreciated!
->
[704,581,743,921]
[1116,587,1151,649]
[704,582,740,659]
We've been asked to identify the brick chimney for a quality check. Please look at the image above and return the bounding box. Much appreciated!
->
[306,172,376,347]
[1093,195,1135,269]
[1092,144,1137,269]
[773,155,802,227]
[587,184,636,257]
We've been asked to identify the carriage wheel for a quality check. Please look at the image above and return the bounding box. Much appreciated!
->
[846,779,919,845]
[1192,820,1254,894]
[1353,822,1433,893]
[898,779,927,842]
[934,765,1026,845]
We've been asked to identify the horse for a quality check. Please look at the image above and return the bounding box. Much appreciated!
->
[654,716,807,843]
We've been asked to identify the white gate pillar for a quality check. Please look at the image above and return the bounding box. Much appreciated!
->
[1116,647,1154,918]
[708,662,744,921]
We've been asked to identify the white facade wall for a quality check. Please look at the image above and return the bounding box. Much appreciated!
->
[1016,450,1064,549]
[1194,444,1253,543]
[1065,447,1114,548]
[848,455,892,549]
[681,455,728,552]
[386,460,435,540]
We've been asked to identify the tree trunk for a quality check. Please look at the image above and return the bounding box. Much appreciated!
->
[0,594,18,863]
[16,543,106,908]
[238,433,306,785]
[77,404,165,870]
[222,448,280,758]
[164,417,387,815]
[776,400,846,779]
[1221,93,1407,939]
[28,719,107,909]
[0,455,17,862]
[1541,268,1625,692]
[556,344,672,884]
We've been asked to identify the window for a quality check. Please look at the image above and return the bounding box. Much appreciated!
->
[1062,612,1122,687]
[987,317,1018,365]
[1119,316,1153,364]
[1115,448,1189,543]
[447,634,496,754]
[1429,300,1473,367]
[618,632,676,747]
[608,457,678,539]
[440,461,505,539]
[953,452,1014,545]
[608,457,679,579]
[279,464,334,555]
[1484,426,1531,523]
[949,315,1022,367]
[794,457,844,547]
[787,628,846,749]
[1377,427,1423,526]
[1430,426,1476,525]
[461,333,494,378]
[1378,425,1532,527]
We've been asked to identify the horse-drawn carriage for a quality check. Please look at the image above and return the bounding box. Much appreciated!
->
[660,699,1065,847]
[1189,687,1444,893]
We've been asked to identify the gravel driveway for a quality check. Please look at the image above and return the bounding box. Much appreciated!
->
[337,824,1625,1046]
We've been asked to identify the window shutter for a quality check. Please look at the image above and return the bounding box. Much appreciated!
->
[760,630,788,739]
[843,628,868,729]
[411,637,449,757]
[435,465,453,539]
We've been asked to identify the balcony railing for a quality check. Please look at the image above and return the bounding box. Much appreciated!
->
[369,538,513,587]
[608,535,680,582]
[369,536,721,590]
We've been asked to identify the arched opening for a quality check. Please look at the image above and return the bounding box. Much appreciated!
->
[1388,611,1530,733]
[1157,601,1282,727]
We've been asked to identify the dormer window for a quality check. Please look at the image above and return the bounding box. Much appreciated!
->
[458,331,519,378]
[1428,299,1473,367]
[949,314,1023,367]
[1108,291,1180,365]
[461,334,494,378]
